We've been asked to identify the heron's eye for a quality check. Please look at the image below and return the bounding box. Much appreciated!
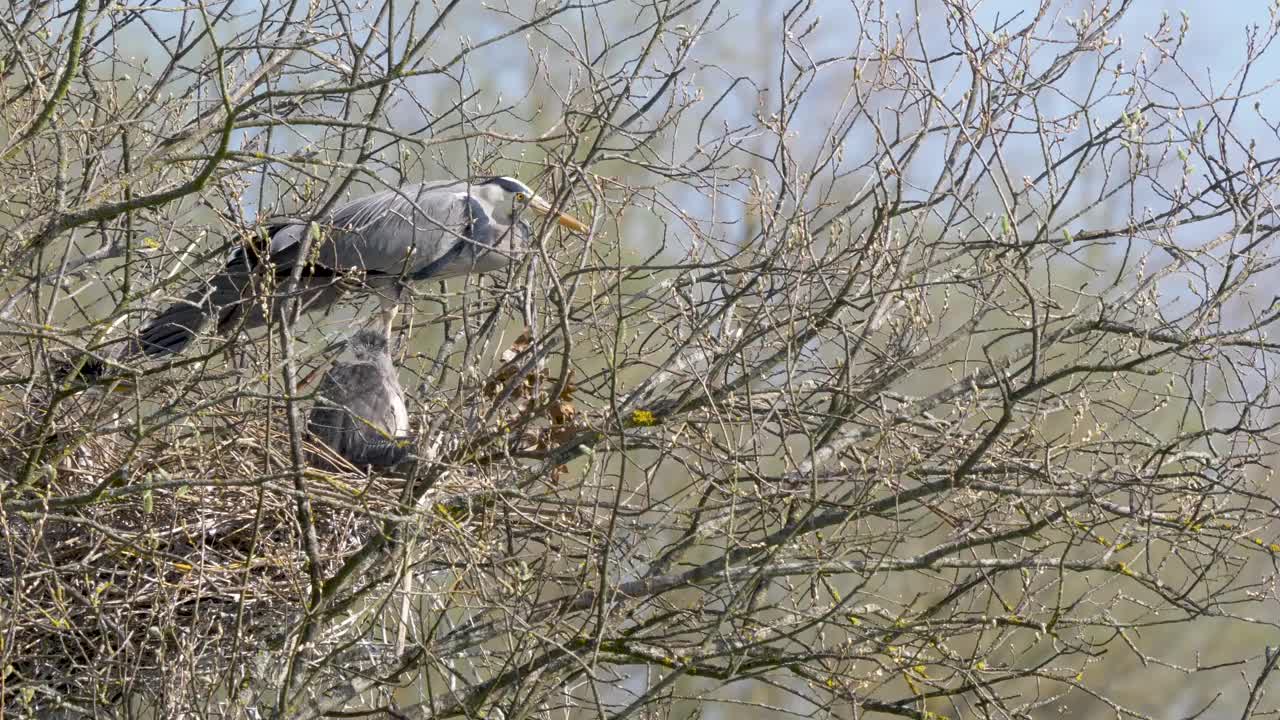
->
[514,192,527,202]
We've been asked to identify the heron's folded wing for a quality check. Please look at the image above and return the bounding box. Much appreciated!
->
[317,181,474,276]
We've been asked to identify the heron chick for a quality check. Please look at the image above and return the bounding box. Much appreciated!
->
[308,329,412,469]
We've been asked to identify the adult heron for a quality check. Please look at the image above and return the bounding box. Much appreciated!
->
[307,329,411,468]
[134,176,586,359]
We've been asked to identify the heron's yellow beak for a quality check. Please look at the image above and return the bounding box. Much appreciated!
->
[528,195,589,233]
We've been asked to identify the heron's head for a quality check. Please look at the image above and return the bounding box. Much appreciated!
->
[474,177,588,233]
[347,329,390,361]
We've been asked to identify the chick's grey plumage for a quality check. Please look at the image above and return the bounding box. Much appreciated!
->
[308,330,411,468]
[137,177,554,358]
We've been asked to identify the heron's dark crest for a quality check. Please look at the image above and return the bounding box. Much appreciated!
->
[477,176,532,194]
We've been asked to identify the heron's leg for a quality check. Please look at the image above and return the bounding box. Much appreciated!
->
[379,290,401,341]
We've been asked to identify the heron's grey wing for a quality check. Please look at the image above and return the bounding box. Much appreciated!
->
[134,225,297,358]
[391,193,522,281]
[407,196,491,281]
[316,181,474,276]
[307,404,350,457]
[307,365,360,455]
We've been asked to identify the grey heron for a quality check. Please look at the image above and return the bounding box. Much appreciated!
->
[133,176,587,359]
[307,329,411,468]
